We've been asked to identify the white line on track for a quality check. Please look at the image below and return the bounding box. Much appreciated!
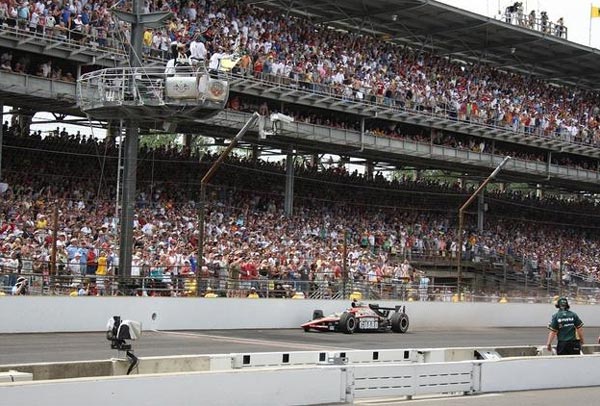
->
[150,330,356,351]
[354,393,502,405]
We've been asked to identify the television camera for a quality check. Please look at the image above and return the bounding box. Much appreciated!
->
[258,113,294,139]
[106,316,142,375]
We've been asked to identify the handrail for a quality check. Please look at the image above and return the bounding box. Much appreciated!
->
[0,19,129,62]
[501,10,568,40]
[1,267,594,302]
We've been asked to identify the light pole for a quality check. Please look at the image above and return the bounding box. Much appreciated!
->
[196,112,260,296]
[457,156,511,295]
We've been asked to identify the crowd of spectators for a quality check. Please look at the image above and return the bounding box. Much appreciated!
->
[0,0,120,45]
[1,0,600,297]
[0,0,599,151]
[192,2,599,148]
[1,126,600,298]
[0,49,76,81]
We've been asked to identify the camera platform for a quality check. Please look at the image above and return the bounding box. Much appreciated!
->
[77,65,229,122]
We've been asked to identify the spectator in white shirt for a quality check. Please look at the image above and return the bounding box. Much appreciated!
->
[189,35,207,65]
[209,46,225,71]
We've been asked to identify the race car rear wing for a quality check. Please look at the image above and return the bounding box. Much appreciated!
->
[368,303,406,315]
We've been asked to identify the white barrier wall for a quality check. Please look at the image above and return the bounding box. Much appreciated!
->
[0,367,347,406]
[4,355,600,405]
[479,355,600,392]
[1,296,600,333]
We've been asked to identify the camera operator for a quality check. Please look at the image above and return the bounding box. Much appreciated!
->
[528,10,536,29]
[555,17,565,38]
[11,276,29,295]
[516,2,524,25]
[540,11,549,33]
[504,2,522,25]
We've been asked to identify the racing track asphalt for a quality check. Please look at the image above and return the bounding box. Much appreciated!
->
[0,327,552,364]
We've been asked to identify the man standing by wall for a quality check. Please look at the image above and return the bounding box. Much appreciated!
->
[546,297,584,355]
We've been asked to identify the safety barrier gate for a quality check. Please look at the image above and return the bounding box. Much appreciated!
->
[351,362,476,399]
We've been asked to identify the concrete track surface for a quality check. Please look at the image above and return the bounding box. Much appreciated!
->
[0,327,550,364]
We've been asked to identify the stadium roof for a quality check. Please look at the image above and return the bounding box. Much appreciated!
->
[252,0,600,90]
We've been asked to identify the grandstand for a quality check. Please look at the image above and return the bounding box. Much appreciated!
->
[1,0,600,302]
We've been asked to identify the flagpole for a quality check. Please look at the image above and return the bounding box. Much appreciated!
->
[590,2,593,46]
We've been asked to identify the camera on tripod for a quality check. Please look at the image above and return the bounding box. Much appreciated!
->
[106,316,142,350]
[106,316,142,374]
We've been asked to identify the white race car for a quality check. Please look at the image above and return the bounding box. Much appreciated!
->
[301,302,409,334]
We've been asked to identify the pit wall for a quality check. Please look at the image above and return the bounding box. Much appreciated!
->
[0,347,543,380]
[0,367,349,406]
[2,296,599,333]
[2,355,600,406]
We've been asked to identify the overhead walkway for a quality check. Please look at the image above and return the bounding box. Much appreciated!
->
[225,73,600,160]
[0,70,78,114]
[2,67,598,160]
[196,109,600,192]
[1,69,599,192]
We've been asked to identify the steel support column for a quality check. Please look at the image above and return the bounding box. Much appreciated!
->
[251,145,260,165]
[366,161,374,181]
[113,0,170,282]
[0,104,3,182]
[284,149,295,217]
[477,191,484,232]
[118,122,139,279]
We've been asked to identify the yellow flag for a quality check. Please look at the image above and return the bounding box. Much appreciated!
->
[592,5,600,18]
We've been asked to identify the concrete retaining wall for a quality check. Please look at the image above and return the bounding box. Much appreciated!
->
[0,366,347,406]
[2,296,599,333]
[0,361,114,381]
[479,355,600,392]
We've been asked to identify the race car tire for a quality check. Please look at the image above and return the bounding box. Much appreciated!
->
[391,312,409,333]
[312,310,324,320]
[339,312,357,334]
[303,326,310,332]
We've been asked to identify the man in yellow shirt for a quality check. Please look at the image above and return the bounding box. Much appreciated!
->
[96,251,108,276]
[143,28,153,59]
[247,287,260,299]
[35,214,48,230]
[96,251,108,295]
[69,283,79,297]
